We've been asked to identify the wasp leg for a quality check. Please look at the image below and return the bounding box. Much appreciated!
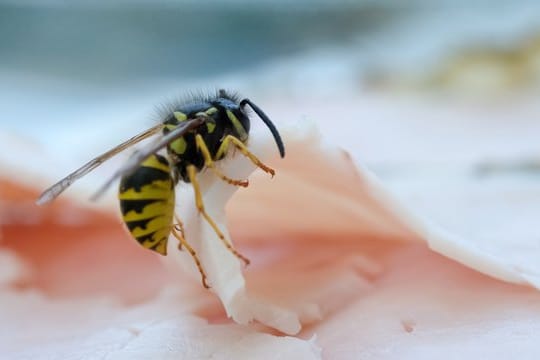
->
[171,222,210,289]
[187,164,250,266]
[174,215,185,250]
[215,135,275,177]
[195,134,248,187]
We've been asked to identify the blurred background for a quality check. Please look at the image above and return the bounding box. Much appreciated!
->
[2,2,540,356]
[1,0,540,193]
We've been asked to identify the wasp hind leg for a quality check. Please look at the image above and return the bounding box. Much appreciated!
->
[174,215,185,249]
[195,134,249,187]
[215,134,276,177]
[171,219,210,289]
[187,164,250,266]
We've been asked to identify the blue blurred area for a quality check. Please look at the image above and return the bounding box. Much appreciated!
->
[2,1,540,163]
[0,2,400,83]
[1,1,539,89]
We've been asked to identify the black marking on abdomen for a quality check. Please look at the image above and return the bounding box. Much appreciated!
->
[119,167,171,192]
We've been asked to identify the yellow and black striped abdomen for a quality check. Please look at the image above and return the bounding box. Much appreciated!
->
[118,154,175,255]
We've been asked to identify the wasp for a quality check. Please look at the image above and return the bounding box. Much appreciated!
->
[37,90,285,288]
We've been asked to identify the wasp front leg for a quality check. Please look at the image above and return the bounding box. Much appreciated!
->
[215,135,275,177]
[195,134,249,187]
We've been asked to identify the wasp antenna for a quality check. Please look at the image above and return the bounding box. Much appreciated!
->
[240,99,285,158]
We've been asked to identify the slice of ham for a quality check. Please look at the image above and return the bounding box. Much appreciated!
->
[1,120,539,358]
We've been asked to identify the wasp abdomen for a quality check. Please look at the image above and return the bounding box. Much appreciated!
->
[118,154,175,255]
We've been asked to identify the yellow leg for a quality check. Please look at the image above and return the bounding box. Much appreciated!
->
[171,223,210,289]
[174,215,185,250]
[187,165,250,266]
[195,134,248,187]
[216,135,275,177]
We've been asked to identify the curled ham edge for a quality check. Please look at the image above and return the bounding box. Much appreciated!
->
[163,120,539,335]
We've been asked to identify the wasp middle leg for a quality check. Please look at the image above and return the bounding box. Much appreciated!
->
[187,164,250,266]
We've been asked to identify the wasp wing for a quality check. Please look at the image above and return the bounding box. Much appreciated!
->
[90,117,206,201]
[36,123,166,205]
